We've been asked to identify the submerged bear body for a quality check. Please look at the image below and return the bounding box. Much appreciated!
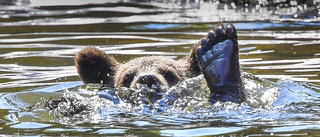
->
[75,24,245,104]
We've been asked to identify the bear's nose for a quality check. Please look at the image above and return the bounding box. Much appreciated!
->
[137,74,160,88]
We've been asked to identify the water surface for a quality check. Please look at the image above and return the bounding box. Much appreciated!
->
[0,0,320,136]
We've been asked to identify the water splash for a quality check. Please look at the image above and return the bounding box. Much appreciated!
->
[16,72,316,126]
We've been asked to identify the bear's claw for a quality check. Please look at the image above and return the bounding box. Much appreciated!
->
[195,24,245,103]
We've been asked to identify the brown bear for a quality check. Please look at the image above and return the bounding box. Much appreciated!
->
[75,24,245,104]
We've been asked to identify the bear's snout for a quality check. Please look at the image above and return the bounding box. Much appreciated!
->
[128,73,169,89]
[138,74,160,88]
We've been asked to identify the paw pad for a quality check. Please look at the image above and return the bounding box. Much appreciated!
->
[194,24,244,103]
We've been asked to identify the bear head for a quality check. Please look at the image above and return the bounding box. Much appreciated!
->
[75,47,201,89]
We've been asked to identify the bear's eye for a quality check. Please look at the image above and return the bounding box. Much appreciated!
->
[123,74,134,88]
[161,70,179,87]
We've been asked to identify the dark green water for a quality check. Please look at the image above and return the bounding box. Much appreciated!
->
[0,0,320,136]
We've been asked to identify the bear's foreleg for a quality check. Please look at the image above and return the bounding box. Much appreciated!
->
[194,24,245,103]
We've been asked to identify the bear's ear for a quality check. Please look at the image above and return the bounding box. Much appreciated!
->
[75,47,118,87]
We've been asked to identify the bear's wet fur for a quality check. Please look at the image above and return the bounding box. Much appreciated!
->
[76,47,199,88]
[76,24,245,104]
